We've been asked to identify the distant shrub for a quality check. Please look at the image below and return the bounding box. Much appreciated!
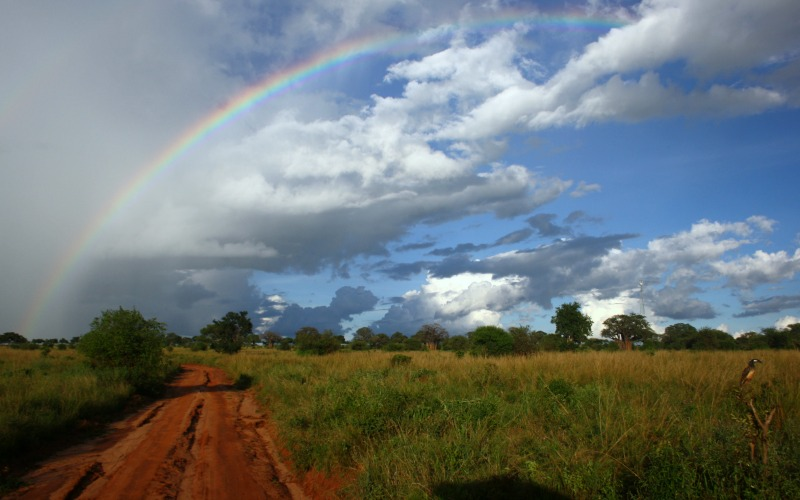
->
[390,354,412,366]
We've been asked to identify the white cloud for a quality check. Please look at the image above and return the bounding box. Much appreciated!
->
[712,249,800,288]
[570,181,601,198]
[775,315,799,329]
[437,0,798,138]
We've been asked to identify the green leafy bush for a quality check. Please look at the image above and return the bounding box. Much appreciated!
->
[78,307,167,393]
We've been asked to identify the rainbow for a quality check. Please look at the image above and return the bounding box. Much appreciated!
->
[20,12,629,337]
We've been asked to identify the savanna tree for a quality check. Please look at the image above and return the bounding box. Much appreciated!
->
[201,311,252,354]
[416,323,449,351]
[261,330,282,348]
[601,313,655,351]
[469,326,513,356]
[551,302,593,347]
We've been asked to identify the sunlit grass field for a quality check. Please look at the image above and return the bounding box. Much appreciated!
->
[4,347,798,498]
[0,348,132,460]
[178,348,800,499]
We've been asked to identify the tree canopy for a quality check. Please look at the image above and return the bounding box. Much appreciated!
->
[469,326,513,356]
[551,302,593,346]
[78,307,166,392]
[294,327,341,355]
[200,311,252,354]
[0,332,28,344]
[601,314,655,350]
[416,323,449,351]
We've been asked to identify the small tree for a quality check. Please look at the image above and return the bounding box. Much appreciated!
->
[353,327,375,344]
[662,323,698,350]
[601,313,655,350]
[0,332,28,344]
[416,323,449,351]
[261,330,282,349]
[78,307,166,392]
[201,311,252,354]
[294,327,340,355]
[469,326,513,356]
[509,325,546,355]
[551,302,593,347]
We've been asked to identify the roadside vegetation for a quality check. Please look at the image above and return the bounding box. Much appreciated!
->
[185,348,800,499]
[3,303,799,497]
[0,348,132,487]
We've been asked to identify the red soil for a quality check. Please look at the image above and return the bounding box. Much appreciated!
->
[8,364,309,499]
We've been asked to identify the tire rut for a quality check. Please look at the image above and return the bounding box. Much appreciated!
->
[151,400,205,499]
[8,365,307,500]
[63,462,104,500]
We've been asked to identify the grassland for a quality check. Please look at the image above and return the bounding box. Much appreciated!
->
[177,348,800,499]
[4,347,798,498]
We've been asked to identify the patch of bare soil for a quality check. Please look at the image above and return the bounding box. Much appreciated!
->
[8,364,308,499]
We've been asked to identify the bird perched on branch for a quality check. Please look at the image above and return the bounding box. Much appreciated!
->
[740,358,762,387]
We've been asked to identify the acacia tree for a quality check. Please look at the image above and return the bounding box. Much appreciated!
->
[601,313,654,350]
[551,302,593,347]
[416,323,449,351]
[261,330,282,348]
[201,311,252,354]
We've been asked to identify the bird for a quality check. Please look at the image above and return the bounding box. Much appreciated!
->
[740,358,762,387]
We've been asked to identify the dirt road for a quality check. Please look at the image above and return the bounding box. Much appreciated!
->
[9,364,308,499]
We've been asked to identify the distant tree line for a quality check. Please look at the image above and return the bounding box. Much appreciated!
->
[4,302,799,357]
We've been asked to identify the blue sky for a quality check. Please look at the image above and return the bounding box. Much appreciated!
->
[2,0,799,339]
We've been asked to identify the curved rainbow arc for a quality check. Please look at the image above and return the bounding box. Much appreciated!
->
[20,13,629,337]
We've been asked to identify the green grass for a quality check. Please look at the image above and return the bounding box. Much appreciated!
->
[190,348,800,499]
[0,346,179,494]
[4,347,797,498]
[0,349,131,457]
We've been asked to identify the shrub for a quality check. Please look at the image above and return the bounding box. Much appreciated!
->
[469,326,514,356]
[390,354,412,366]
[78,307,166,393]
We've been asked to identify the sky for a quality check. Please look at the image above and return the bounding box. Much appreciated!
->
[2,0,799,340]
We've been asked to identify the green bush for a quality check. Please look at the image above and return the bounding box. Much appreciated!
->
[390,354,412,366]
[78,307,167,394]
[469,326,514,356]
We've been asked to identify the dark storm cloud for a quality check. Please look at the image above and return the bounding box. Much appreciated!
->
[267,286,378,336]
[74,258,265,337]
[735,295,800,318]
[175,281,217,309]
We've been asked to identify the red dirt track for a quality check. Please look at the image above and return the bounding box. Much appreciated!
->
[9,364,308,499]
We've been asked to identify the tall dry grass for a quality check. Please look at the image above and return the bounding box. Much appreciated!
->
[195,348,799,498]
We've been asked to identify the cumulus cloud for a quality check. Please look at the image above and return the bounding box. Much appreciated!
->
[712,249,800,288]
[437,0,798,138]
[369,215,797,333]
[374,273,524,334]
[775,315,800,329]
[3,1,798,339]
